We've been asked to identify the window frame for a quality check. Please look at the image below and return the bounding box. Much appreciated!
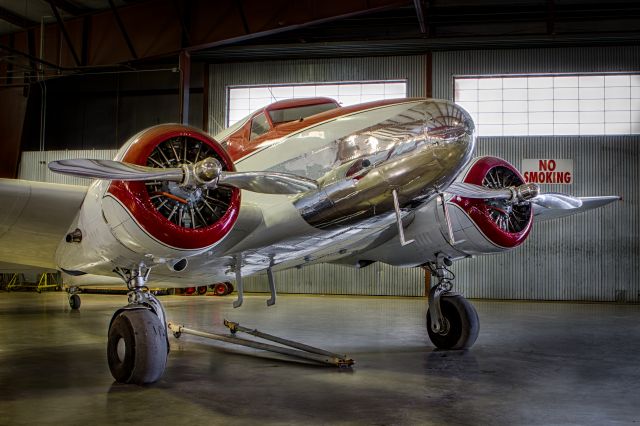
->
[249,112,272,141]
[226,80,408,127]
[453,72,640,137]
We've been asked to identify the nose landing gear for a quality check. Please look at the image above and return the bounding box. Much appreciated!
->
[107,263,168,384]
[424,253,479,350]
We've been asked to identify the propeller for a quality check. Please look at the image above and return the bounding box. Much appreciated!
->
[48,158,318,195]
[447,181,583,210]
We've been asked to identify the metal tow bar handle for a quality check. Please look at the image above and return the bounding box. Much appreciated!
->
[167,320,354,368]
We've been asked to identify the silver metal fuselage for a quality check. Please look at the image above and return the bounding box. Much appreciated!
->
[236,99,476,227]
[57,99,477,284]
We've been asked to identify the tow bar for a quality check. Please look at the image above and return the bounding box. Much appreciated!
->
[167,319,354,368]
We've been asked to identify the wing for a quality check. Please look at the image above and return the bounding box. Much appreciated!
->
[0,179,87,269]
[532,195,621,222]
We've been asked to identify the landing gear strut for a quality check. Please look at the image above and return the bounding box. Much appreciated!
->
[67,287,81,310]
[425,253,479,350]
[107,263,168,384]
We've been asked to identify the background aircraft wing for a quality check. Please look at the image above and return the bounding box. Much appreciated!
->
[532,195,621,222]
[0,179,87,269]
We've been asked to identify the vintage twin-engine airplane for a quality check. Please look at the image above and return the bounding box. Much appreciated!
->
[0,97,619,384]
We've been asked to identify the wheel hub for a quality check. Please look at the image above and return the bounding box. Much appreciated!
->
[116,337,126,363]
[433,317,450,336]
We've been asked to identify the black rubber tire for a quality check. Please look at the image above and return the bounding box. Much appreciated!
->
[214,283,228,296]
[225,282,234,295]
[69,294,81,310]
[107,309,168,385]
[197,286,208,296]
[426,295,479,350]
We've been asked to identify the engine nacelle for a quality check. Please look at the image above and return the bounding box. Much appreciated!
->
[445,156,533,255]
[353,156,533,267]
[56,124,240,274]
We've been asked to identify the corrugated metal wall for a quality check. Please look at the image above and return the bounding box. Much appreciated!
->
[18,150,118,185]
[433,46,640,302]
[242,263,426,297]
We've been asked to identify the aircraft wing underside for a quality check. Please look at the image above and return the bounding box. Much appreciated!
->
[0,179,87,270]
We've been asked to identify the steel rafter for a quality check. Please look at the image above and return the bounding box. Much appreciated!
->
[413,0,427,34]
[234,0,250,35]
[0,6,38,28]
[172,0,192,47]
[47,0,92,16]
[48,1,81,66]
[107,0,138,59]
[0,42,63,71]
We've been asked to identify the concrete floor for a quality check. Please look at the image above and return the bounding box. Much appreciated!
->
[0,292,639,426]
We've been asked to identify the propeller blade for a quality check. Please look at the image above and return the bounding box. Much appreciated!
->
[218,171,318,194]
[49,158,317,194]
[48,159,184,182]
[447,181,583,210]
[530,193,583,209]
[446,182,513,200]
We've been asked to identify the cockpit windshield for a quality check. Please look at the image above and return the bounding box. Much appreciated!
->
[268,102,338,125]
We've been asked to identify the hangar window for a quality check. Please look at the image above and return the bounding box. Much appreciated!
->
[454,74,640,136]
[227,81,407,126]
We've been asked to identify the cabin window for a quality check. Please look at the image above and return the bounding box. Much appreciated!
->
[227,80,407,126]
[250,113,270,140]
[268,103,338,125]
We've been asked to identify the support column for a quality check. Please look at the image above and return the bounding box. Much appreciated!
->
[425,51,433,98]
[178,50,190,125]
[0,87,28,178]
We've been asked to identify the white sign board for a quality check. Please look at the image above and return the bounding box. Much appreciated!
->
[522,159,573,185]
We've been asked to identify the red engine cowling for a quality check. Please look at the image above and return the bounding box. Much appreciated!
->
[106,124,241,252]
[450,156,533,250]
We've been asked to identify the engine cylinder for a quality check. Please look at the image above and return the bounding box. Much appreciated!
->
[104,124,241,256]
[447,156,533,253]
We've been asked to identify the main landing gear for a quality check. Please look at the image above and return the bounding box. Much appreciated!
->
[424,253,479,350]
[107,263,168,384]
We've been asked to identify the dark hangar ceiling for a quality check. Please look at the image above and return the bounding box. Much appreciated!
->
[0,0,639,82]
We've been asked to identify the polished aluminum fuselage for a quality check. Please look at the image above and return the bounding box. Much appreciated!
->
[237,99,475,229]
[57,99,478,285]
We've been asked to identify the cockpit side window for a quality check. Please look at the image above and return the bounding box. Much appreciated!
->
[268,102,339,125]
[250,112,271,140]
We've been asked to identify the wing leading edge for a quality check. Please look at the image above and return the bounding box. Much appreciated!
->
[0,179,87,269]
[532,195,621,222]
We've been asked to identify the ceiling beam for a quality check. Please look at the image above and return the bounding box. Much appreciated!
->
[107,0,138,59]
[48,1,81,66]
[234,0,250,35]
[413,0,427,34]
[47,0,92,16]
[172,0,192,47]
[0,41,63,71]
[186,1,409,53]
[0,6,38,28]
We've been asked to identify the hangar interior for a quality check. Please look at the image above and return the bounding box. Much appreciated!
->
[2,1,637,301]
[1,1,639,424]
